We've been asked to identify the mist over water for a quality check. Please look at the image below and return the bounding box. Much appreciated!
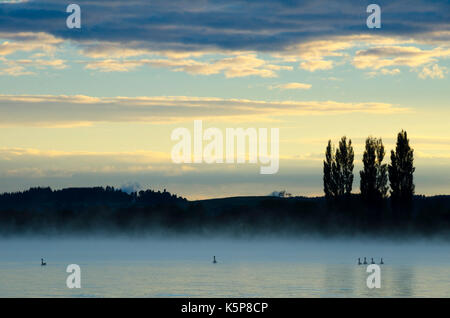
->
[0,237,449,297]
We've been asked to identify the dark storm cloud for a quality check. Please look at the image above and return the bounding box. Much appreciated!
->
[0,0,449,52]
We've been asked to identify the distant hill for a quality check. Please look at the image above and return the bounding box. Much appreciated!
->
[0,187,449,238]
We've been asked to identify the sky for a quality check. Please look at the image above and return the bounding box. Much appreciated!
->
[0,0,449,199]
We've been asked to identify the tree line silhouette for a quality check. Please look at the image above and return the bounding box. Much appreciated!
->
[324,130,415,211]
[0,129,448,237]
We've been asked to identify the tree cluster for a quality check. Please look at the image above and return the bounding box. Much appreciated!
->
[324,130,415,207]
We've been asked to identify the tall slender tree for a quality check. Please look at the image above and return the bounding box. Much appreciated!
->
[388,130,415,207]
[323,140,336,198]
[360,137,388,202]
[360,137,377,200]
[375,139,389,199]
[335,136,354,196]
[323,137,354,198]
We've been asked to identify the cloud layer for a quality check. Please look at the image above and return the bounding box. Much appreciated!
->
[0,94,406,126]
[1,1,449,78]
[1,0,449,51]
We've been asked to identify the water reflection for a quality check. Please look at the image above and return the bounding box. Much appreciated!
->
[323,264,355,297]
[391,265,415,297]
[0,238,448,297]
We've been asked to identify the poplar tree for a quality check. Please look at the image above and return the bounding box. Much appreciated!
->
[360,137,388,202]
[323,137,354,198]
[323,140,336,198]
[388,130,415,206]
[335,136,354,196]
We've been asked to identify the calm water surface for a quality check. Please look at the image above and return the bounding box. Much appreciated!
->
[0,238,449,297]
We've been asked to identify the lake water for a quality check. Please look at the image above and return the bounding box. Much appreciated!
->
[0,237,449,297]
